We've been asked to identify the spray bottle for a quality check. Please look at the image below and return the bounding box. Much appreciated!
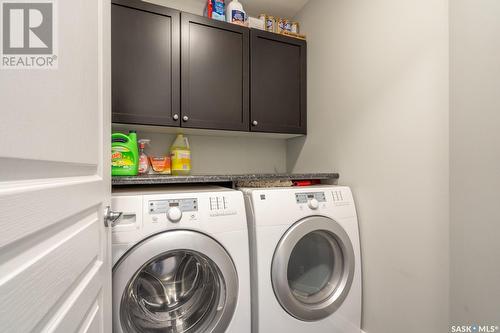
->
[137,139,151,175]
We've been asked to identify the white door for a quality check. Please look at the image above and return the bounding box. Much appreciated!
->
[0,0,111,332]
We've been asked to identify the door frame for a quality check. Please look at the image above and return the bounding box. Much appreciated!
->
[271,216,355,321]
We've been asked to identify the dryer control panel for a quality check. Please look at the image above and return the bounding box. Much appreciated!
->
[295,192,327,210]
[295,192,327,204]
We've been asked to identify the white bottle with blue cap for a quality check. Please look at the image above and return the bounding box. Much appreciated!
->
[226,0,246,25]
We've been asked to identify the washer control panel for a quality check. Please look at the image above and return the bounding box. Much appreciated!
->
[148,198,198,214]
[295,192,327,204]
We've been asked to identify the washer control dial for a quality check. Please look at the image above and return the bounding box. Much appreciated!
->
[167,207,182,222]
[308,198,319,210]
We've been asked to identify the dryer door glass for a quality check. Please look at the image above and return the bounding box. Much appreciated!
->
[288,231,341,302]
[272,216,355,321]
[113,230,238,333]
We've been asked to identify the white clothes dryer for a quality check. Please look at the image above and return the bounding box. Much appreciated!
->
[241,186,362,333]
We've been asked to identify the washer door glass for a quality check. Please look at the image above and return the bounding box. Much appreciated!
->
[272,216,355,321]
[113,231,238,333]
[121,250,224,333]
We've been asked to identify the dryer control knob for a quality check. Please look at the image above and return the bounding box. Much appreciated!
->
[308,198,319,210]
[167,207,182,222]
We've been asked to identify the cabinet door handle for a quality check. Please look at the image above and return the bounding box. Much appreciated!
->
[252,120,258,126]
[183,116,189,122]
[173,114,179,120]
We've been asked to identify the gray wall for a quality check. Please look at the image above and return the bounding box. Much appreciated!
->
[450,0,500,325]
[289,1,449,332]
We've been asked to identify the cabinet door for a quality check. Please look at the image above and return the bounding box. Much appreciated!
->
[112,0,180,126]
[181,13,249,131]
[250,30,307,134]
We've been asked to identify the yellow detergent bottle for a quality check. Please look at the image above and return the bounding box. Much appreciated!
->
[170,134,191,176]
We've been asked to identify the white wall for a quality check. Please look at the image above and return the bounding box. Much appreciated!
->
[289,1,449,332]
[450,0,500,325]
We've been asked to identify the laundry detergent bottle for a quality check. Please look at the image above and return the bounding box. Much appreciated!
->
[111,131,139,176]
[226,0,246,25]
[170,134,191,176]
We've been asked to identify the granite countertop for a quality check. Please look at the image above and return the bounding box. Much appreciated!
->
[112,173,339,186]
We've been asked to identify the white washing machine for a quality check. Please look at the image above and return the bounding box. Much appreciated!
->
[111,186,251,333]
[241,186,362,333]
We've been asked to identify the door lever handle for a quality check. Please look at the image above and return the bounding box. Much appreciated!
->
[104,206,122,228]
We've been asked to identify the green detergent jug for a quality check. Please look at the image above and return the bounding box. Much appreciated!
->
[111,131,139,176]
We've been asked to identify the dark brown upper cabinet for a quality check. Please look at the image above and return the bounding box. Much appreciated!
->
[250,29,307,134]
[111,4,306,135]
[180,13,249,131]
[112,0,180,126]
